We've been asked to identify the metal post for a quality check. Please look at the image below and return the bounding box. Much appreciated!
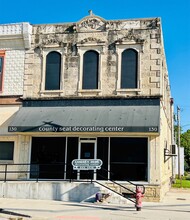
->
[177,106,182,187]
[4,164,7,182]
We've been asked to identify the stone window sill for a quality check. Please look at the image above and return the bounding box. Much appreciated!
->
[40,90,64,97]
[78,89,102,96]
[116,89,141,95]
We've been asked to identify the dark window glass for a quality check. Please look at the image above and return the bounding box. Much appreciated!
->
[83,50,99,89]
[110,137,147,181]
[97,137,109,180]
[31,137,66,179]
[0,142,14,160]
[121,49,138,89]
[0,57,4,91]
[66,137,78,179]
[45,51,61,90]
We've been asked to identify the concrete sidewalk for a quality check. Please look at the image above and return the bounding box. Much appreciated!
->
[0,188,189,220]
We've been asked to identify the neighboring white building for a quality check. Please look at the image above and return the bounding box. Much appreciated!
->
[0,22,32,178]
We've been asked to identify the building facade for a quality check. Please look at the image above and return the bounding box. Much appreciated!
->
[0,13,174,201]
[0,22,31,174]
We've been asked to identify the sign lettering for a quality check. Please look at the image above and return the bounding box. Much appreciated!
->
[8,126,159,133]
[72,159,103,170]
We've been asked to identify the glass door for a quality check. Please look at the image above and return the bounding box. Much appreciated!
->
[79,140,96,180]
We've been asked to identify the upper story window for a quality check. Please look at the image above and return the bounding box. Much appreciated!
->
[82,50,99,89]
[0,51,5,92]
[121,49,138,89]
[116,44,141,95]
[77,42,105,96]
[45,51,61,90]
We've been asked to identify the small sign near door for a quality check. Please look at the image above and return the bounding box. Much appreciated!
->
[72,159,103,170]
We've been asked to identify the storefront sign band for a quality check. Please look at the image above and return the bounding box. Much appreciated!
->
[8,126,159,133]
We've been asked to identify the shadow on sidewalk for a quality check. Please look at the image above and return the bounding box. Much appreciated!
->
[60,202,136,212]
[0,209,31,218]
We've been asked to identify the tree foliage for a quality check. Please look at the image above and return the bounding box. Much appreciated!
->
[181,129,190,171]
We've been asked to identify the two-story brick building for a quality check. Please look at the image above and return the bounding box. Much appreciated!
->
[0,12,174,201]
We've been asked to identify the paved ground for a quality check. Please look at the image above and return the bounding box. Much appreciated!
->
[0,188,190,220]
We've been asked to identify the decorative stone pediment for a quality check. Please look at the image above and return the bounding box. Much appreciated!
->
[76,11,106,32]
[105,21,122,30]
[35,34,66,48]
[116,29,145,44]
[80,37,105,44]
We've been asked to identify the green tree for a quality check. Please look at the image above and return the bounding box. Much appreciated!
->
[181,129,190,171]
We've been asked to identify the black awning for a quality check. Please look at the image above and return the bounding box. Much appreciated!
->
[8,105,160,133]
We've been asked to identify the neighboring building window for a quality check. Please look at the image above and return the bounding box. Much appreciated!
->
[0,142,14,161]
[45,51,61,90]
[0,51,5,92]
[121,49,138,89]
[82,50,99,89]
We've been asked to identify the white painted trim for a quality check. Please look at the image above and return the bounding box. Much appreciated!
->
[78,138,97,180]
[64,137,68,179]
[27,136,32,179]
[147,136,150,183]
[108,137,110,180]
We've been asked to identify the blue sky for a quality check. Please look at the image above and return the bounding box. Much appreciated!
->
[1,0,190,132]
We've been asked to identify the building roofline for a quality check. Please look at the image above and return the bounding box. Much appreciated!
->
[31,16,161,26]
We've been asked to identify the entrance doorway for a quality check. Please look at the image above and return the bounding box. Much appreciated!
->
[79,139,96,180]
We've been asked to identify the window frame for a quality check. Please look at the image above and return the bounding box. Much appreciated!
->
[116,44,141,94]
[0,51,5,93]
[82,50,99,90]
[40,48,65,96]
[0,141,14,163]
[121,48,138,89]
[109,136,150,183]
[77,44,104,96]
[45,51,62,91]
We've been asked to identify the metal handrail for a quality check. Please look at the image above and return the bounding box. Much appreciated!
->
[0,163,145,204]
[100,167,145,194]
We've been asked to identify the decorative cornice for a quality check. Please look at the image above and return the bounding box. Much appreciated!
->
[0,23,32,49]
[0,23,22,35]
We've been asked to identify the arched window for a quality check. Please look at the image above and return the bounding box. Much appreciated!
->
[121,49,138,89]
[82,50,99,89]
[45,51,61,90]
